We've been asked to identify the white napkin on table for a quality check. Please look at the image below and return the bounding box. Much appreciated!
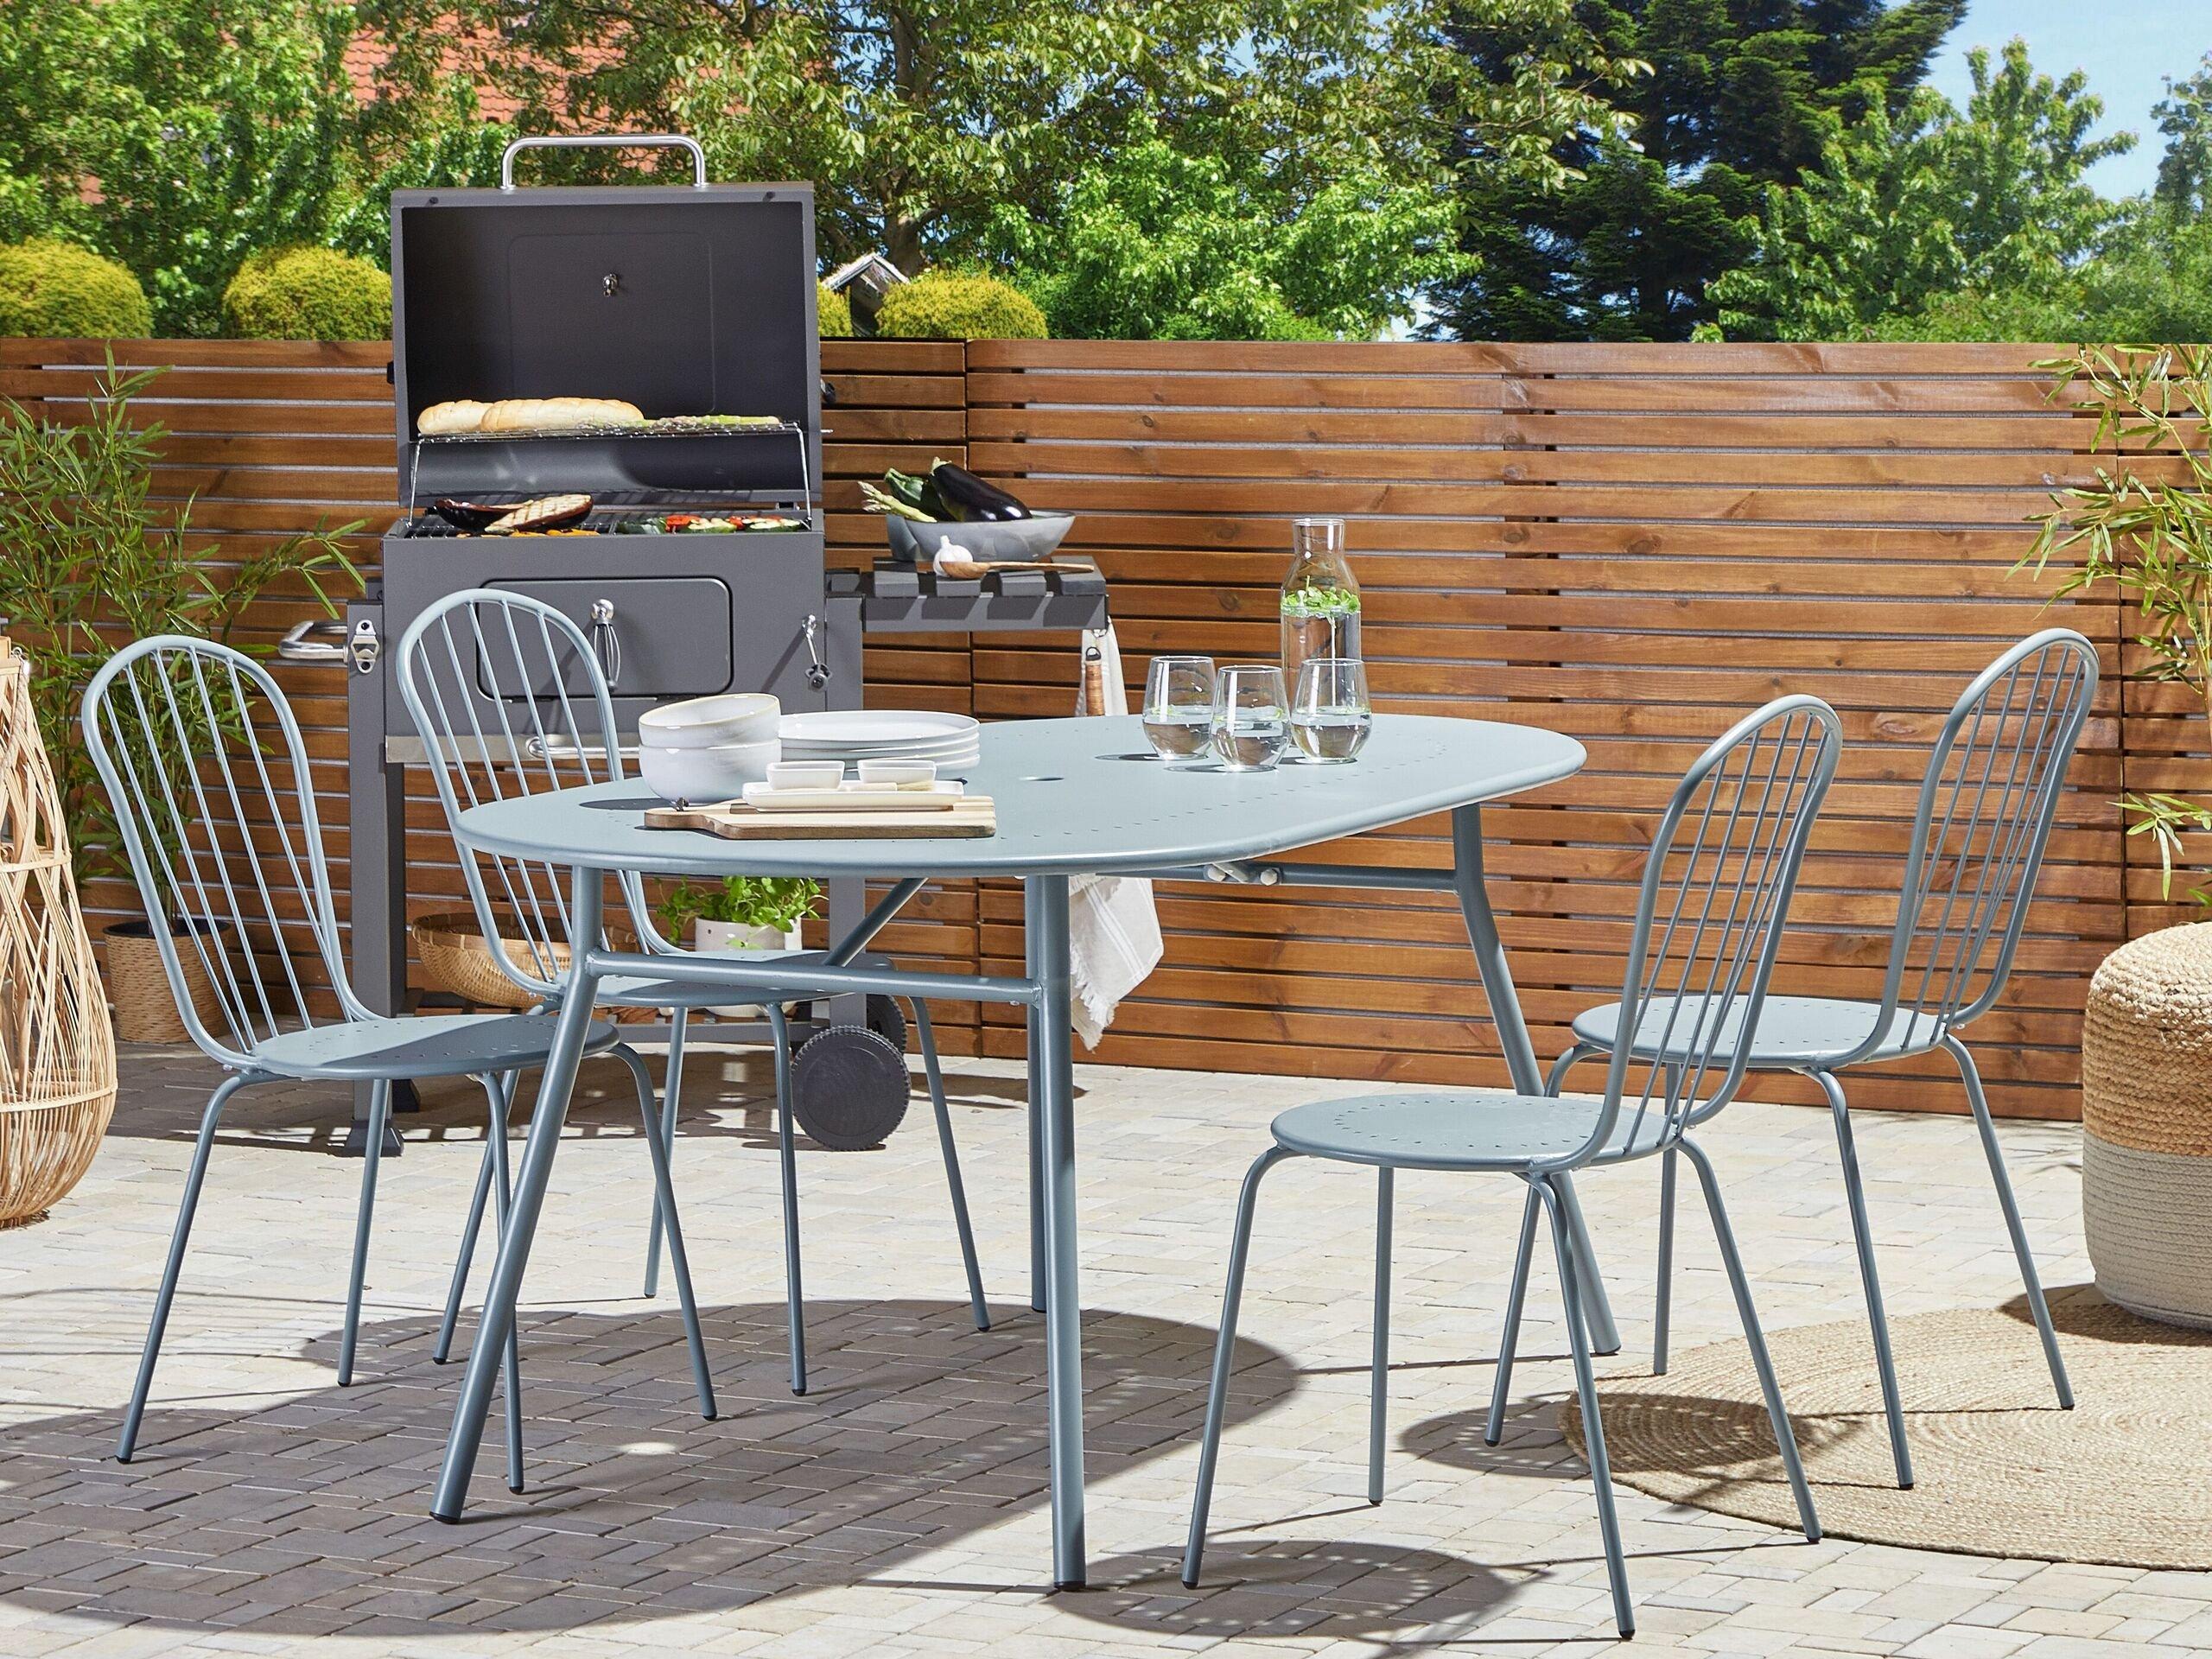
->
[1068,622,1163,1047]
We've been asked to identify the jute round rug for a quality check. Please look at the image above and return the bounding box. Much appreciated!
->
[1560,1290,2212,1568]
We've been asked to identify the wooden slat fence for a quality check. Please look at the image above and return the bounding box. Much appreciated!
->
[10,335,2180,1116]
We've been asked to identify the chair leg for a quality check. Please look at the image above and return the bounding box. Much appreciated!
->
[1369,1166,1392,1504]
[338,1080,391,1388]
[644,1007,688,1300]
[1654,1146,1677,1376]
[913,1000,989,1332]
[1535,1173,1633,1639]
[1183,1145,1295,1588]
[118,1074,249,1462]
[434,1135,499,1365]
[612,1043,717,1421]
[1812,1067,1913,1489]
[1484,1179,1541,1446]
[1542,1041,1599,1098]
[1676,1138,1821,1542]
[477,1074,526,1494]
[767,1003,807,1395]
[1943,1033,2074,1410]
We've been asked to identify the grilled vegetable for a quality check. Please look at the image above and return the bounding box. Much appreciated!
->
[931,460,1030,522]
[485,493,593,534]
[432,498,508,531]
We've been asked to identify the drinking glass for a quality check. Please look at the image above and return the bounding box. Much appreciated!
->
[1211,664,1289,772]
[1290,657,1372,764]
[1142,655,1216,765]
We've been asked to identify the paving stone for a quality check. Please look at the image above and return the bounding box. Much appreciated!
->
[0,1045,2195,1656]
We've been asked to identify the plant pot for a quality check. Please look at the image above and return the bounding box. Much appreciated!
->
[103,918,228,1045]
[692,919,803,1019]
[2081,922,2212,1328]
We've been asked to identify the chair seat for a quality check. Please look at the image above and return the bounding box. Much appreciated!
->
[251,1013,621,1082]
[1271,1090,1675,1172]
[1570,995,1945,1070]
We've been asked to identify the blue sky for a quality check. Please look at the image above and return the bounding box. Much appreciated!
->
[1924,2,2209,199]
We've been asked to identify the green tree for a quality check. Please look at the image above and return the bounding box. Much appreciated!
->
[985,113,1469,340]
[361,0,1630,283]
[1433,0,1964,342]
[1711,40,2134,340]
[2153,54,2212,219]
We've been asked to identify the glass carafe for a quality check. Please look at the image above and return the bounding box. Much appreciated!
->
[1280,518,1361,693]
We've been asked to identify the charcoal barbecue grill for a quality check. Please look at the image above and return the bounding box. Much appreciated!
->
[342,134,1106,1152]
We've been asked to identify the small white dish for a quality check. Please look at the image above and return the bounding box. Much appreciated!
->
[742,780,963,812]
[856,759,938,787]
[766,760,845,791]
[639,692,780,748]
[639,736,780,804]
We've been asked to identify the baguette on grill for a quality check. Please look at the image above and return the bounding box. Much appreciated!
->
[417,399,490,435]
[480,397,645,433]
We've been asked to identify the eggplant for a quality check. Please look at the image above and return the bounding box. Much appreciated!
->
[931,461,1030,522]
[484,493,593,534]
[432,498,507,531]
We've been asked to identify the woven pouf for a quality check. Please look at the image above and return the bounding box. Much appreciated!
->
[2081,923,2212,1328]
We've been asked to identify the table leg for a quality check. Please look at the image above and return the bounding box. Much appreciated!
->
[1450,805,1621,1356]
[1027,875,1085,1587]
[431,865,604,1522]
[1028,994,1046,1314]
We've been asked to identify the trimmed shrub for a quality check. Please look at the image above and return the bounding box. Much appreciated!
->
[873,270,1046,340]
[817,281,854,338]
[0,240,153,337]
[223,245,391,340]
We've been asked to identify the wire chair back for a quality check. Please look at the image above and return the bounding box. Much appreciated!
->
[396,589,648,1004]
[82,636,363,1069]
[1856,627,2099,1059]
[1568,695,1842,1170]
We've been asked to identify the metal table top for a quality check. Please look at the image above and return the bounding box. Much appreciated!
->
[451,714,1586,878]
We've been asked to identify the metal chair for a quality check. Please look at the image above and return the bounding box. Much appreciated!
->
[394,588,987,1398]
[1545,627,2095,1491]
[83,636,712,1489]
[1184,695,1840,1639]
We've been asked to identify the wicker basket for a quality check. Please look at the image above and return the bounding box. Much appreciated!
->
[1,640,118,1226]
[103,918,226,1044]
[410,911,650,1020]
[2081,922,2212,1327]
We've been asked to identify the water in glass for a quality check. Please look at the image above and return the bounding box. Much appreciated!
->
[1142,655,1216,766]
[1290,657,1371,763]
[1211,664,1289,772]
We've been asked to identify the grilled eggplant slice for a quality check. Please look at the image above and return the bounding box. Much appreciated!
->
[432,497,507,531]
[485,493,593,534]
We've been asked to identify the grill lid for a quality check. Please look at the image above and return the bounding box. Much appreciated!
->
[390,141,819,504]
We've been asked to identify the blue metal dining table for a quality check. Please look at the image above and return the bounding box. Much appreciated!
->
[428,711,1608,1588]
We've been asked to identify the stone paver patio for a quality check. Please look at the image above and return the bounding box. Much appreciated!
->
[3,1041,2204,1657]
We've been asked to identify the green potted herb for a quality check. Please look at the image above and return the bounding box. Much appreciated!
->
[0,358,360,1038]
[658,875,823,1017]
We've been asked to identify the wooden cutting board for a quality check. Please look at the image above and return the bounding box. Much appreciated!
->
[644,796,996,839]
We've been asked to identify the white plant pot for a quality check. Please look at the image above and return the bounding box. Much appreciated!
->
[692,918,804,1020]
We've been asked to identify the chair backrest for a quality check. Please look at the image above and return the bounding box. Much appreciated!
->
[395,588,646,1002]
[1860,627,2099,1058]
[82,636,364,1068]
[1572,694,1842,1168]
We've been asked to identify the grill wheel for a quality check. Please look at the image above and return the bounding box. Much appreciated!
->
[789,1016,911,1150]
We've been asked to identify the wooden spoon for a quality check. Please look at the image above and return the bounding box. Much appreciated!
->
[933,555,1060,579]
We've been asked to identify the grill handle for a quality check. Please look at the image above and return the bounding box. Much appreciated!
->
[589,598,622,689]
[501,134,709,191]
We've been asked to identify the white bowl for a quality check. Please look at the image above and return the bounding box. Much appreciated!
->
[857,759,938,787]
[639,737,781,804]
[639,692,780,748]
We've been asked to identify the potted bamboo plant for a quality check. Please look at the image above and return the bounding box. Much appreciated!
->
[0,359,359,1039]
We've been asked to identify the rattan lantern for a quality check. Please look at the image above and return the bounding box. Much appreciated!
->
[0,638,117,1226]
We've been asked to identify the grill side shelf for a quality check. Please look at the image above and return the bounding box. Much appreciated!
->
[838,558,1109,635]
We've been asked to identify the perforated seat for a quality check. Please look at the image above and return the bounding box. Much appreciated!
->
[248,1013,623,1081]
[1569,995,1943,1069]
[1272,1091,1675,1171]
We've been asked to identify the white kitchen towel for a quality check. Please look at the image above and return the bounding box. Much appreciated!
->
[1068,622,1163,1047]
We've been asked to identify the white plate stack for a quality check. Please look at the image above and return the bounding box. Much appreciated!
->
[775,710,982,775]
